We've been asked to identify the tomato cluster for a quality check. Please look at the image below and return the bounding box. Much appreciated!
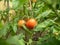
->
[18,18,37,29]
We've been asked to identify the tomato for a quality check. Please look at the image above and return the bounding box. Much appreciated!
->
[18,20,25,27]
[32,0,37,3]
[26,18,37,29]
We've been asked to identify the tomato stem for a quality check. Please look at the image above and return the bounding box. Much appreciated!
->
[22,25,32,34]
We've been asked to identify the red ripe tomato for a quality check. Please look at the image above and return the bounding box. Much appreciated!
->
[18,20,25,27]
[26,18,37,29]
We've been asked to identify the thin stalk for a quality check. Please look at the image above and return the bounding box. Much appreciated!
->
[29,0,32,10]
[29,0,34,18]
[4,0,6,5]
[6,0,9,21]
[23,4,26,15]
[7,0,9,9]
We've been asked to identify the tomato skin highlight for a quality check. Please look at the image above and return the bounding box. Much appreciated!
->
[18,20,25,27]
[26,18,37,29]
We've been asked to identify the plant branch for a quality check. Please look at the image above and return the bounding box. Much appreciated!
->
[29,0,32,10]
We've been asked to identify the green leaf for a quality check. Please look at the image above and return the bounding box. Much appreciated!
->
[0,21,3,30]
[0,22,10,38]
[39,37,60,45]
[0,38,10,45]
[12,0,28,10]
[34,19,54,31]
[19,39,25,45]
[6,33,25,45]
[36,10,52,20]
[12,23,17,33]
